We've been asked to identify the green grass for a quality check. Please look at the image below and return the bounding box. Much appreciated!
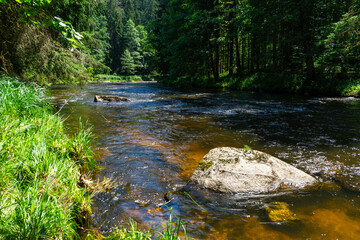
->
[94,74,154,82]
[340,80,360,97]
[0,75,96,239]
[0,74,191,239]
[159,72,360,97]
[86,207,190,240]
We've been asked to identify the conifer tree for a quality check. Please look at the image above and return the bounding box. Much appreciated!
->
[122,19,143,74]
[120,49,136,75]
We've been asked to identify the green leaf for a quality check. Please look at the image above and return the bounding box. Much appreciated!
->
[244,145,252,150]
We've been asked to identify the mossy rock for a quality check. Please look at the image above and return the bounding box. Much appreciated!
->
[265,202,298,222]
[198,159,214,170]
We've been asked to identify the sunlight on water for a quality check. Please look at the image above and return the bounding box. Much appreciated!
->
[51,83,360,239]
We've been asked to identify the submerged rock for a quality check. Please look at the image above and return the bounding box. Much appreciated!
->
[265,202,298,222]
[332,173,360,192]
[94,95,129,102]
[189,147,317,193]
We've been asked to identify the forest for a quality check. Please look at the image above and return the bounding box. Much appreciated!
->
[0,0,359,94]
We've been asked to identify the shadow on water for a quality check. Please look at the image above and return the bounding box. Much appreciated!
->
[51,83,360,239]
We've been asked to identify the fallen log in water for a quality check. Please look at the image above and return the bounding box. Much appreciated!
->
[94,95,130,102]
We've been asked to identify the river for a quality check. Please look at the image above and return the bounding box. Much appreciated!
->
[51,82,360,239]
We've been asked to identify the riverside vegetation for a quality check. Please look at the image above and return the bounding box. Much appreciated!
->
[0,75,190,239]
[0,75,96,238]
[153,0,360,96]
[1,0,359,95]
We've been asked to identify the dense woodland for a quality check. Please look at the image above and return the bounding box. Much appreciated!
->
[0,0,359,94]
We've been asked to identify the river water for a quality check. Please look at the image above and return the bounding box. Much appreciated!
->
[51,82,360,239]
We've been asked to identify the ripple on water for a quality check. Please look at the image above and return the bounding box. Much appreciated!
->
[51,83,360,239]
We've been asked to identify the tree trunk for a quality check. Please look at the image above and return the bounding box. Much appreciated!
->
[235,36,241,74]
[242,37,245,71]
[229,39,234,77]
[300,1,316,86]
[346,0,352,11]
[272,36,277,70]
[214,40,220,80]
[247,34,251,73]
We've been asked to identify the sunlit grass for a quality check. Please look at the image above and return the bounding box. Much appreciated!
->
[0,75,95,239]
[341,81,360,97]
[86,207,190,240]
[94,74,153,82]
[0,75,191,239]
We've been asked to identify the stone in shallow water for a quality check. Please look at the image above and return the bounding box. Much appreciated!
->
[265,202,298,222]
[94,95,129,102]
[189,147,317,193]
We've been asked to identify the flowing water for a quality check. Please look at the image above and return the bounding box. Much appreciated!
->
[51,82,360,239]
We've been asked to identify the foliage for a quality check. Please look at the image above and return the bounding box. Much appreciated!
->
[151,0,359,95]
[120,19,151,75]
[121,49,137,75]
[0,0,158,82]
[101,0,157,75]
[0,0,83,48]
[320,8,360,81]
[0,75,96,239]
[94,74,152,82]
[0,0,111,84]
[86,207,190,240]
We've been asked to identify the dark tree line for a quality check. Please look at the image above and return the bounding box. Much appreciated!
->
[1,0,358,92]
[151,0,359,92]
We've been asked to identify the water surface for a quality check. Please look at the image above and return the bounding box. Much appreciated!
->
[51,82,360,239]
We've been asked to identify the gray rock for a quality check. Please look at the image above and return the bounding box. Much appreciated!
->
[94,95,129,102]
[189,147,317,193]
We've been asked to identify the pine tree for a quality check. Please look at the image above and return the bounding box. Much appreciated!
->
[122,19,143,74]
[120,49,136,75]
[123,19,141,52]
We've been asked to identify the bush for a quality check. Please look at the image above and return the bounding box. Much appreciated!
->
[94,74,152,82]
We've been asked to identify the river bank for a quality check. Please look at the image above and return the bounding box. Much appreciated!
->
[158,73,360,97]
[0,75,96,239]
[0,76,190,239]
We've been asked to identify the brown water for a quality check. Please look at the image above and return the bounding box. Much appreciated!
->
[51,82,360,239]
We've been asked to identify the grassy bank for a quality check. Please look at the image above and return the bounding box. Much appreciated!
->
[94,74,154,82]
[159,73,360,97]
[0,75,191,239]
[0,75,96,239]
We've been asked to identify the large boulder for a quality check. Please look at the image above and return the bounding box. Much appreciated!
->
[189,147,317,193]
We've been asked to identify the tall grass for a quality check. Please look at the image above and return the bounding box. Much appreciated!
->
[0,75,96,239]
